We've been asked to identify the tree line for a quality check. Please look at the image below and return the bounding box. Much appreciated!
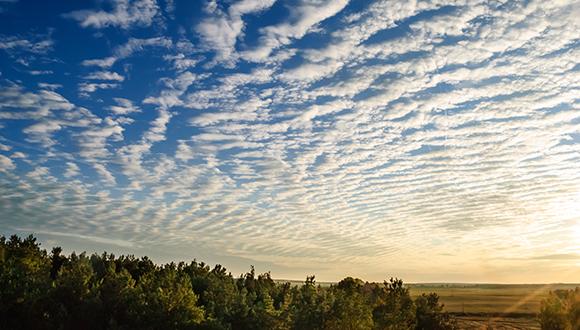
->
[0,234,456,329]
[2,234,577,329]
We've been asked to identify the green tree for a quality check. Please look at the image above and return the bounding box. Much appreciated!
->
[51,252,102,329]
[414,293,456,330]
[325,277,374,329]
[129,263,205,329]
[371,278,416,330]
[0,235,53,329]
[0,234,462,330]
[290,276,330,330]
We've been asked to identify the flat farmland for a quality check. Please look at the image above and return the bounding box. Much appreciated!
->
[409,283,579,329]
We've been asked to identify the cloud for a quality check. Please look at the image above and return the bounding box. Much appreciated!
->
[22,121,63,147]
[196,0,277,64]
[242,0,349,62]
[0,84,76,147]
[0,84,110,151]
[76,117,124,159]
[16,229,137,248]
[37,83,62,90]
[82,37,172,68]
[0,154,15,171]
[81,57,117,68]
[79,82,119,93]
[107,98,140,115]
[10,152,25,158]
[116,71,197,184]
[93,163,117,185]
[64,162,80,178]
[0,35,53,54]
[84,71,125,81]
[0,0,579,283]
[143,71,198,109]
[530,254,580,260]
[163,54,199,71]
[29,70,53,75]
[65,0,159,29]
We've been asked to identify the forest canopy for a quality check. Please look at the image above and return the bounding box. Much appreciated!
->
[0,234,457,329]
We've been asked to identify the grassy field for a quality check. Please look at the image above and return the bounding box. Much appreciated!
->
[408,283,579,315]
[409,283,579,329]
[277,281,579,328]
[278,281,579,314]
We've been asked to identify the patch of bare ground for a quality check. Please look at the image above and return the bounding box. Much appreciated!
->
[455,315,539,330]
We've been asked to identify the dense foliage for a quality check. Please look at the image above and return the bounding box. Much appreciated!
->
[539,288,580,330]
[0,234,457,330]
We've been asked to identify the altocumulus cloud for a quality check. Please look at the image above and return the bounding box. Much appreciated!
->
[0,0,579,283]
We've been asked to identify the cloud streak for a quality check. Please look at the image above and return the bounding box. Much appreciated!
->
[65,0,159,29]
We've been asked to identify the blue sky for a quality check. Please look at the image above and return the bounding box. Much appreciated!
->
[0,0,579,283]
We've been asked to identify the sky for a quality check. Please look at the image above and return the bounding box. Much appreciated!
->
[0,0,579,283]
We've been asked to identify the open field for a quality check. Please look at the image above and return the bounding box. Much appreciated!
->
[453,315,541,330]
[275,281,580,328]
[409,283,579,329]
[408,283,579,314]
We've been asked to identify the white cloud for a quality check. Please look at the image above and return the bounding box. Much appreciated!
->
[93,163,117,185]
[163,53,199,71]
[1,0,579,283]
[242,0,349,62]
[10,151,25,158]
[22,120,63,146]
[82,37,172,68]
[76,117,124,159]
[107,97,140,115]
[81,57,117,68]
[65,0,159,29]
[116,71,197,183]
[79,82,119,93]
[37,83,62,90]
[196,0,277,64]
[280,60,343,82]
[143,71,197,109]
[28,70,53,75]
[26,166,50,180]
[0,154,15,171]
[63,162,80,178]
[0,35,53,54]
[84,71,125,81]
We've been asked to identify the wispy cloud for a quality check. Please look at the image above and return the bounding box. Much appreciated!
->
[531,254,580,261]
[84,71,125,81]
[196,0,277,64]
[81,37,172,68]
[64,0,159,29]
